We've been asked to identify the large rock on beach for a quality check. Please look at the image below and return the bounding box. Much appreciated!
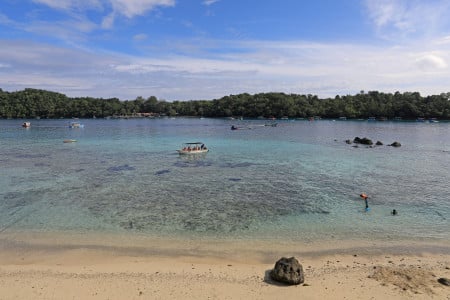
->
[390,141,401,147]
[270,257,304,285]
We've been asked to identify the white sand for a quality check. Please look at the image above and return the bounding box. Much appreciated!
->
[0,231,449,299]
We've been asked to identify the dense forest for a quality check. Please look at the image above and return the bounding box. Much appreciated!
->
[1,88,449,120]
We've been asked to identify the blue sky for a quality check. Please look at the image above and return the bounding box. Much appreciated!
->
[1,0,450,100]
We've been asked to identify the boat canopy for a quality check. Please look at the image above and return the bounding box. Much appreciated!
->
[183,142,204,145]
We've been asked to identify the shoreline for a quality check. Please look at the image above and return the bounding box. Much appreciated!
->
[1,231,449,299]
[2,229,450,261]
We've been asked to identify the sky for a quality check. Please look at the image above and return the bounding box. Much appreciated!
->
[1,0,450,101]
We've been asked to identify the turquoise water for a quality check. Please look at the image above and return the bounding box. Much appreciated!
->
[1,118,449,243]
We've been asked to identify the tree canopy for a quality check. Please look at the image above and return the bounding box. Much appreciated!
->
[1,88,449,119]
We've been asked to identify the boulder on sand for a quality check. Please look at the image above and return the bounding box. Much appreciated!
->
[270,257,304,285]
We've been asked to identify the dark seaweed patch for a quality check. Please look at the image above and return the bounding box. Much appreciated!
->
[173,161,213,168]
[155,169,170,175]
[228,178,242,182]
[34,163,50,167]
[107,164,135,172]
[15,154,49,159]
[220,162,255,168]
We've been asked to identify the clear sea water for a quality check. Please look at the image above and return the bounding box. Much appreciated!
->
[1,118,449,245]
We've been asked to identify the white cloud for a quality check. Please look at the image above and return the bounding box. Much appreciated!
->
[32,0,175,28]
[2,36,450,100]
[203,0,220,6]
[365,0,450,39]
[415,54,448,71]
[133,33,149,41]
[109,0,175,18]
[101,12,115,29]
[32,0,102,11]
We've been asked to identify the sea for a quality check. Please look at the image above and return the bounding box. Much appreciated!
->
[1,118,449,248]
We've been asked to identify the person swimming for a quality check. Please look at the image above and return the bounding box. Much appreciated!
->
[391,209,397,215]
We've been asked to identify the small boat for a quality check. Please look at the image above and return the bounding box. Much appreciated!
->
[177,142,209,155]
[69,122,84,128]
[63,139,77,143]
[22,122,31,128]
[265,122,277,127]
[429,118,439,123]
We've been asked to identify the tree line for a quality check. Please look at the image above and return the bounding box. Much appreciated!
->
[1,88,449,119]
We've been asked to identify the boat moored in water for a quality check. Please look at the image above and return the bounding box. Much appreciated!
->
[177,142,209,155]
[22,122,31,128]
[69,122,84,128]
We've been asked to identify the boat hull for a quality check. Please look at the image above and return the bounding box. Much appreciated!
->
[177,149,209,155]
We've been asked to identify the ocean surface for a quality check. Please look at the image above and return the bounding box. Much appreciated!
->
[1,118,449,245]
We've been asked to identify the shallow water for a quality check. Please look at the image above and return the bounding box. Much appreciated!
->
[1,118,449,244]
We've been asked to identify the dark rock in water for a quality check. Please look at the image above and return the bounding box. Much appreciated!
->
[389,141,401,147]
[155,169,170,175]
[108,164,135,172]
[376,141,383,146]
[270,257,304,285]
[353,137,373,145]
[345,139,352,144]
[438,277,450,286]
[229,178,242,182]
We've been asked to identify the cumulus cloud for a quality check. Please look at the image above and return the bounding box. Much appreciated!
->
[415,54,448,71]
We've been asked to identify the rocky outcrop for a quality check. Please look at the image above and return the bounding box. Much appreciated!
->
[353,137,373,145]
[389,141,401,147]
[376,141,383,145]
[270,257,304,285]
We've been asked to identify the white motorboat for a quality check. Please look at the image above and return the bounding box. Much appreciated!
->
[177,142,209,155]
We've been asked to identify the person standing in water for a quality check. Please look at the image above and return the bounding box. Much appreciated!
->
[360,193,369,211]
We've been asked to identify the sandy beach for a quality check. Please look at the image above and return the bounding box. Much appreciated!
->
[0,231,449,299]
